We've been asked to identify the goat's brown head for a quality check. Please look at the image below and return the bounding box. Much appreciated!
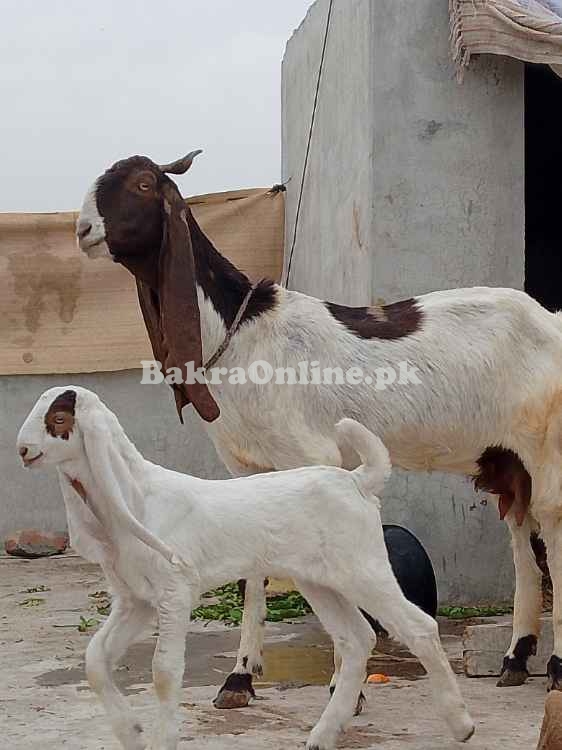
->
[77,151,201,263]
[77,151,220,423]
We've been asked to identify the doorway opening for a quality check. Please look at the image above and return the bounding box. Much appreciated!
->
[524,64,562,312]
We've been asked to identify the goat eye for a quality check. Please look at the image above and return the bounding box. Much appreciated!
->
[54,415,66,425]
[138,182,151,192]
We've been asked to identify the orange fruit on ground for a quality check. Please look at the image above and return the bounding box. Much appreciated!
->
[367,673,390,684]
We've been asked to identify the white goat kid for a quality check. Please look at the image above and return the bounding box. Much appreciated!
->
[18,386,474,750]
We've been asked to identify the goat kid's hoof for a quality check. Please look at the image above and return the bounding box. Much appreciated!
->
[306,739,334,750]
[213,673,255,709]
[449,714,476,742]
[461,725,476,743]
[446,709,475,744]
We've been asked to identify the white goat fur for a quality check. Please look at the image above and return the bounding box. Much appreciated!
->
[18,386,474,750]
[193,285,562,682]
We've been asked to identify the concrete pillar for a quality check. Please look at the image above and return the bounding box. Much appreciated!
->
[282,0,525,603]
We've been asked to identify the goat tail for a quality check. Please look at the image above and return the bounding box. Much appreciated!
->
[335,418,391,498]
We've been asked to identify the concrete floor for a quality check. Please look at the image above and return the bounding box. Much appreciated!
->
[0,554,547,749]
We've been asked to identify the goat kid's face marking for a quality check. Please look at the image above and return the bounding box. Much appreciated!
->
[45,390,76,440]
[17,388,82,469]
[78,156,166,260]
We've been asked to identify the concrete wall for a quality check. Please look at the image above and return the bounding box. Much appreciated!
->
[0,372,228,540]
[282,0,525,603]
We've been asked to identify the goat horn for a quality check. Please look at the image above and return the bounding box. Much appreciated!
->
[158,149,203,175]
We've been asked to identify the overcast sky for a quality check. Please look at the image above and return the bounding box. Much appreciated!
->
[1,0,313,212]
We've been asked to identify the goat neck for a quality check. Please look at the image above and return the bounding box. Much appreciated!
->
[186,209,278,353]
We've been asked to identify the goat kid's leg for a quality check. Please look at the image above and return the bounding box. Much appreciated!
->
[296,581,374,750]
[86,597,153,750]
[538,519,562,692]
[358,574,475,743]
[214,577,266,709]
[328,648,342,695]
[150,585,192,750]
[329,641,367,716]
[498,514,543,687]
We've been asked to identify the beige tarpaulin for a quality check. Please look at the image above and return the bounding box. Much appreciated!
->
[450,0,562,80]
[0,187,284,375]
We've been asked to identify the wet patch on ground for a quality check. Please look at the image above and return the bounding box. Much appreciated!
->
[35,616,463,694]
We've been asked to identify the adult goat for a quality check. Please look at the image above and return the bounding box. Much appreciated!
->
[77,151,562,706]
[16,386,475,750]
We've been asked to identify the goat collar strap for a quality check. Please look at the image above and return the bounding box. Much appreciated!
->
[204,283,258,371]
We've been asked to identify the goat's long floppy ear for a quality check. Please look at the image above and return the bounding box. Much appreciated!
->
[159,181,220,422]
[82,409,184,566]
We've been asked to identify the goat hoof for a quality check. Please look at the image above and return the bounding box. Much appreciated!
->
[547,655,562,692]
[213,673,255,709]
[497,636,536,688]
[497,668,528,687]
[462,725,476,743]
[497,654,529,687]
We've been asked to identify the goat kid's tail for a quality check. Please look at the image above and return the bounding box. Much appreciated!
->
[335,418,391,498]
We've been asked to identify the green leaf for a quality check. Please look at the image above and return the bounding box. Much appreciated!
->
[437,605,513,620]
[191,584,311,625]
[78,616,99,633]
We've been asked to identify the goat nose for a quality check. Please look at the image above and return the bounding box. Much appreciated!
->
[77,221,92,240]
[19,446,28,458]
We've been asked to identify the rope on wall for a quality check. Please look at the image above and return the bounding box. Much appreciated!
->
[284,0,334,288]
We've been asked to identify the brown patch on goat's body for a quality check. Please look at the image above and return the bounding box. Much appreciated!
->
[45,389,76,440]
[325,298,423,340]
[473,446,532,526]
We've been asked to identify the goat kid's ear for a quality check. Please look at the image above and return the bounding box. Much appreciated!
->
[159,183,220,423]
[158,149,202,176]
[81,410,181,563]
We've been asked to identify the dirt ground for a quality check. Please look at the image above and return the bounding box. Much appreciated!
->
[0,553,547,749]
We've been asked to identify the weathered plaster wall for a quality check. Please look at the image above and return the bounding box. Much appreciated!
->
[282,0,525,602]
